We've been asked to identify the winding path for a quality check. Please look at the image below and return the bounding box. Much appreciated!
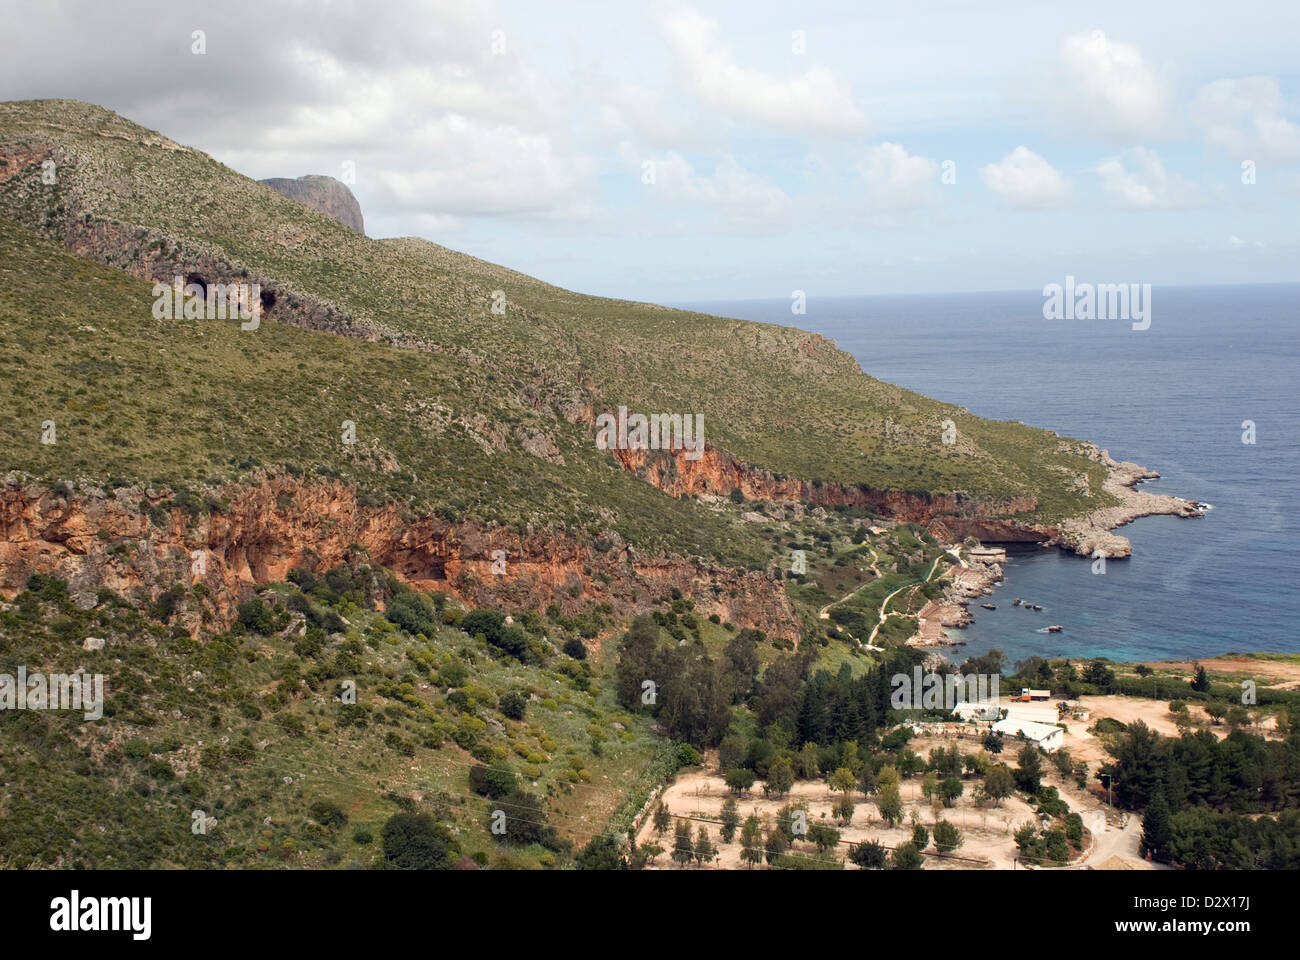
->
[819,547,957,648]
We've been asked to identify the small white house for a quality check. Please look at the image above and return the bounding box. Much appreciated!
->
[992,717,1064,753]
[952,700,1001,722]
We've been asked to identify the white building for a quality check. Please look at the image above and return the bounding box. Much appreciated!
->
[1002,702,1060,726]
[992,717,1064,753]
[952,700,1001,722]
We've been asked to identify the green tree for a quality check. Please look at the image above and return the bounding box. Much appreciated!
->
[932,820,962,853]
[652,802,671,836]
[694,825,716,866]
[983,764,1014,805]
[1190,664,1211,693]
[876,783,903,827]
[797,742,821,779]
[829,766,856,796]
[849,839,887,869]
[764,827,790,864]
[1014,744,1043,793]
[672,818,694,867]
[1045,827,1069,864]
[575,833,628,870]
[1225,705,1250,729]
[719,798,739,843]
[889,841,924,870]
[724,767,756,794]
[1013,822,1038,856]
[939,777,964,808]
[740,815,763,868]
[1065,812,1084,848]
[764,756,795,798]
[1141,793,1173,861]
[807,821,841,854]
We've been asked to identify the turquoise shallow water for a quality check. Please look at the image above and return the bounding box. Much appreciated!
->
[676,285,1300,664]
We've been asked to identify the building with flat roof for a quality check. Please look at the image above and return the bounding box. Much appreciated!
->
[992,717,1064,753]
[1003,702,1060,725]
[952,700,1001,722]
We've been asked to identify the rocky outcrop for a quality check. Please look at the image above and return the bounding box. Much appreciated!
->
[0,474,798,642]
[260,175,365,234]
[609,443,1045,535]
[608,441,1200,559]
[1052,451,1203,558]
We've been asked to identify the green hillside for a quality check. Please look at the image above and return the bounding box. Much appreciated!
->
[0,99,1116,524]
[0,213,769,566]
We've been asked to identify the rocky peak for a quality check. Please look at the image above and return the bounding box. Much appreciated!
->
[260,174,365,234]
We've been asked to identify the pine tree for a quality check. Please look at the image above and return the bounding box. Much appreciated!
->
[671,818,694,867]
[719,798,739,843]
[693,825,715,866]
[1141,793,1173,861]
[740,815,763,868]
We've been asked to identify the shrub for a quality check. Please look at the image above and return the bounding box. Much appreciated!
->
[236,598,274,634]
[387,591,436,636]
[309,800,348,828]
[468,763,517,799]
[498,691,527,721]
[381,812,457,870]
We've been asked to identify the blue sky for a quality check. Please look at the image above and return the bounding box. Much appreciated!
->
[3,0,1299,300]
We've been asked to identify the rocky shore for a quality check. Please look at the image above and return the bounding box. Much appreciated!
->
[911,451,1202,649]
[1052,450,1204,559]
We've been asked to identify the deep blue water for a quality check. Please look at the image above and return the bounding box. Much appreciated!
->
[675,286,1300,665]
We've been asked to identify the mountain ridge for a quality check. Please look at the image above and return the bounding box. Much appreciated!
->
[0,98,1127,531]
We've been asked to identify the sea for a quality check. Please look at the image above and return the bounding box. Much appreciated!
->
[674,285,1300,666]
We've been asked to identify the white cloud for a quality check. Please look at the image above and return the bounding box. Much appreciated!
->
[1054,30,1174,141]
[374,116,600,220]
[664,7,868,137]
[1095,148,1201,209]
[626,145,793,230]
[980,147,1072,210]
[856,142,939,213]
[1192,76,1300,161]
[1226,234,1266,249]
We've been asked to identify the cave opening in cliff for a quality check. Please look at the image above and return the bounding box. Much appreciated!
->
[401,558,447,582]
[260,287,277,315]
[184,272,207,299]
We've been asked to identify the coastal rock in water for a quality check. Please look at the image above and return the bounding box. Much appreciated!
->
[1054,451,1201,559]
[260,175,365,234]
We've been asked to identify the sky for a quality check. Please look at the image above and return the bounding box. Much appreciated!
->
[2,0,1299,302]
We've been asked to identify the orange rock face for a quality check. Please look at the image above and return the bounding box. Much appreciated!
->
[0,475,799,642]
[609,443,1053,542]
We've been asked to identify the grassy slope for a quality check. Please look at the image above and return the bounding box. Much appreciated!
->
[0,214,772,565]
[0,99,1116,523]
[0,574,674,869]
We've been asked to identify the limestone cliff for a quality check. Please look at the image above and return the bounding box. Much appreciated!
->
[0,474,799,642]
[260,175,365,234]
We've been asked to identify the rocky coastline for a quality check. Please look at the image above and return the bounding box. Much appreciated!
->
[912,450,1203,648]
